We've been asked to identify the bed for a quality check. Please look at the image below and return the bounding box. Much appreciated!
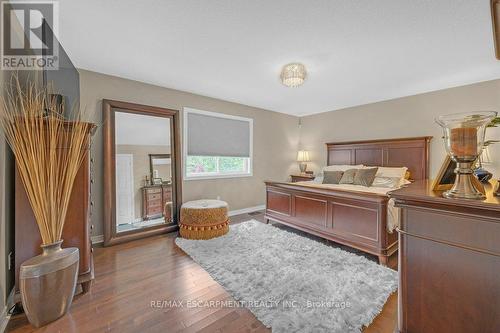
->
[264,137,431,265]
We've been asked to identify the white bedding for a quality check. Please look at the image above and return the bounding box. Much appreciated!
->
[293,181,401,232]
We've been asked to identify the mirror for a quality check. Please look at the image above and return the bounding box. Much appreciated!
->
[149,154,172,185]
[103,100,181,246]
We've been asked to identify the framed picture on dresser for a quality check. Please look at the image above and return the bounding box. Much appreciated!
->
[432,155,485,193]
[432,156,457,191]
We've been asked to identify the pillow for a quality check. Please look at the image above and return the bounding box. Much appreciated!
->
[339,169,358,184]
[323,164,364,172]
[375,166,408,179]
[372,176,402,188]
[353,167,378,187]
[322,171,344,184]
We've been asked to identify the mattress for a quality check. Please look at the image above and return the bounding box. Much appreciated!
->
[293,181,401,232]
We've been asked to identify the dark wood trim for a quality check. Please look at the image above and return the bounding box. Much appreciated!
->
[264,182,398,263]
[326,136,432,180]
[325,136,433,146]
[103,99,182,247]
[290,174,315,182]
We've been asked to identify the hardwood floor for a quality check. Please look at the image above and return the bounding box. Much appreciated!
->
[6,212,397,333]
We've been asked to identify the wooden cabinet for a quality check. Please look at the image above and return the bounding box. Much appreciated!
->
[391,180,500,333]
[290,174,315,182]
[142,184,173,221]
[15,137,94,295]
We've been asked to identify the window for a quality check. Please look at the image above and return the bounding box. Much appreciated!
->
[183,108,253,180]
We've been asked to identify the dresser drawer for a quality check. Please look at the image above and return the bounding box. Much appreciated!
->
[147,193,161,201]
[147,205,162,214]
[147,199,162,208]
[146,188,161,195]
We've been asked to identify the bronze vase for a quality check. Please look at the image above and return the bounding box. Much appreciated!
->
[19,240,79,328]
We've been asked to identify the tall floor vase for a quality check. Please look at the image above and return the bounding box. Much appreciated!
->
[19,240,79,328]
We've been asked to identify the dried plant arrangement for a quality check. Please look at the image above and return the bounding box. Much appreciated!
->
[0,77,94,245]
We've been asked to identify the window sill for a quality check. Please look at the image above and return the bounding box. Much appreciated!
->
[184,173,253,181]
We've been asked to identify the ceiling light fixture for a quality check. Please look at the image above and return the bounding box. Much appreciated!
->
[280,63,307,87]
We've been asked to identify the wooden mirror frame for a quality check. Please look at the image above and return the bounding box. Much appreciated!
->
[103,99,182,246]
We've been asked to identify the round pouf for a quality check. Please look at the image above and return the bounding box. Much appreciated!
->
[179,200,229,240]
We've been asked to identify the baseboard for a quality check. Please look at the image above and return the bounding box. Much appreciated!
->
[91,205,266,245]
[0,288,15,333]
[228,205,265,217]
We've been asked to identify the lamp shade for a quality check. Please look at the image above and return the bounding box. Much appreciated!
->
[281,63,307,87]
[297,150,310,162]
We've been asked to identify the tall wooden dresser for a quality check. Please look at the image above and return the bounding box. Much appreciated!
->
[142,184,172,222]
[391,180,500,333]
[14,126,95,296]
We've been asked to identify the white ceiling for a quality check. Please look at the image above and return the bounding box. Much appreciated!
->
[59,0,500,116]
[115,111,170,146]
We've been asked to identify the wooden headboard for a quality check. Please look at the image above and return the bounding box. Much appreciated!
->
[326,137,432,180]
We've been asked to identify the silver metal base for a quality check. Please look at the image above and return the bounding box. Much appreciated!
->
[443,189,485,200]
[443,162,485,200]
[299,163,307,173]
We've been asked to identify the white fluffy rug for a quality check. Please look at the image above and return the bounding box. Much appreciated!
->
[175,220,397,333]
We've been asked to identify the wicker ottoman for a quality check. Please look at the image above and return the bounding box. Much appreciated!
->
[179,200,229,240]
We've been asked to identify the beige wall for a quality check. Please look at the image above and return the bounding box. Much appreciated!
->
[300,79,500,179]
[116,144,171,220]
[80,69,299,237]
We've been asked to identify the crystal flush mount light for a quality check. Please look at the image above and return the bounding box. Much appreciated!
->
[280,63,307,87]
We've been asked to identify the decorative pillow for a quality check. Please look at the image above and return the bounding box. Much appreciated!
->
[375,166,408,179]
[372,176,402,188]
[323,164,364,172]
[339,169,358,184]
[322,171,344,184]
[353,167,378,187]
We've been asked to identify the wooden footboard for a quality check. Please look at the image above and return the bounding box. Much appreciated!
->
[264,181,398,265]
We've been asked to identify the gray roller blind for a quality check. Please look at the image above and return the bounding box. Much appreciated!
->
[187,111,251,157]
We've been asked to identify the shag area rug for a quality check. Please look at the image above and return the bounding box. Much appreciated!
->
[175,220,397,333]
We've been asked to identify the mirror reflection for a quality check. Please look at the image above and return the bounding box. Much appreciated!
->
[115,111,173,233]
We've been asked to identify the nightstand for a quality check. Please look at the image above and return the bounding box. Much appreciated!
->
[290,174,315,182]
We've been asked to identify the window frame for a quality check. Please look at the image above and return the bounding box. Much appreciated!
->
[183,107,253,180]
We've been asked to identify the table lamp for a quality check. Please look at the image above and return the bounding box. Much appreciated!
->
[297,150,310,174]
